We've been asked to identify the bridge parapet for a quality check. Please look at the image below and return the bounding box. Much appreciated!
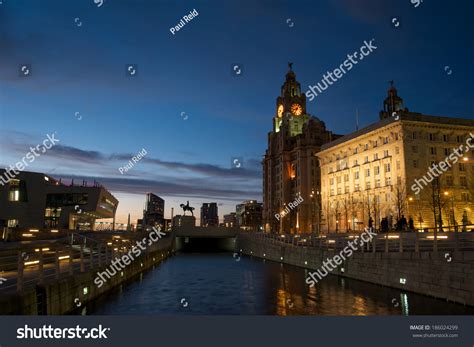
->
[173,226,239,238]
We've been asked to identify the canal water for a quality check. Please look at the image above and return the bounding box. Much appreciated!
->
[84,253,474,315]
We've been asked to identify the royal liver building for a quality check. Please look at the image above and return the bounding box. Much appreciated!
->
[263,64,340,234]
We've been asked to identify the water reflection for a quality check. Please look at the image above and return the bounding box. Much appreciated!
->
[83,253,474,316]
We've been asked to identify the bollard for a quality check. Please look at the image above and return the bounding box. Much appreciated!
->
[38,248,44,284]
[80,244,85,272]
[17,251,24,292]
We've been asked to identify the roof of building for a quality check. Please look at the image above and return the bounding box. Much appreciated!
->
[320,112,474,152]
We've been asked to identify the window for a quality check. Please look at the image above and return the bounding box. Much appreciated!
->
[344,174,349,182]
[460,176,467,186]
[7,219,19,227]
[8,179,21,202]
[412,146,418,153]
[395,147,400,154]
[446,176,453,186]
[457,135,463,143]
[354,172,359,180]
[412,132,417,140]
[330,178,334,185]
[365,169,370,177]
[374,153,378,160]
[336,176,342,184]
[345,185,349,193]
[396,161,400,170]
[364,156,369,163]
[354,147,358,154]
[444,148,450,156]
[337,187,342,194]
[459,163,465,172]
[354,183,360,191]
[385,177,392,186]
[353,159,358,166]
[375,179,381,188]
[443,134,448,142]
[430,147,437,155]
[383,137,389,144]
[366,181,371,190]
[413,160,418,168]
[429,133,435,141]
[374,140,378,148]
[375,166,380,175]
[461,192,470,201]
[384,150,389,157]
[384,163,391,172]
[364,143,369,151]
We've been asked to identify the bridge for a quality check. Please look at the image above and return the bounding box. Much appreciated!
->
[173,226,239,252]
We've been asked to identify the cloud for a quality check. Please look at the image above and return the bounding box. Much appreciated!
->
[56,173,261,201]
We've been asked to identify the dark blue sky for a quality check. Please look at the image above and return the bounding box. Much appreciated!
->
[1,0,473,223]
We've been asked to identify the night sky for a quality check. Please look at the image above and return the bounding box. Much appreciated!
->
[1,0,473,224]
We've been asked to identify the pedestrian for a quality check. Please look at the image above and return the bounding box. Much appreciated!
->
[400,215,407,232]
[408,217,414,232]
[368,216,373,229]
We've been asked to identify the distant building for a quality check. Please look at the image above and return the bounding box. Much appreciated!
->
[318,84,474,232]
[172,215,196,227]
[143,193,164,228]
[200,202,218,227]
[236,200,263,231]
[223,212,237,227]
[0,170,118,231]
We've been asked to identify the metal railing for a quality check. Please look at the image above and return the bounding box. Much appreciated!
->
[0,231,172,294]
[243,227,474,253]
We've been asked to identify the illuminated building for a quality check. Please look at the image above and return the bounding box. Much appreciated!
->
[318,84,474,232]
[262,64,341,234]
[0,170,118,231]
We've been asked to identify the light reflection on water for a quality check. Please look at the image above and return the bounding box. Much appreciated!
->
[83,253,474,316]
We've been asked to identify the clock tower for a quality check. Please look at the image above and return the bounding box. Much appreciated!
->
[263,64,341,234]
[274,62,310,136]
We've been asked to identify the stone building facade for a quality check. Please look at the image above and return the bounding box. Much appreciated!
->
[318,85,474,232]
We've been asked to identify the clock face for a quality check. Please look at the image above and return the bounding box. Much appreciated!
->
[277,104,284,117]
[291,103,302,116]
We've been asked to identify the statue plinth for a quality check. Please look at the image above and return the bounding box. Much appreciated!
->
[172,215,196,227]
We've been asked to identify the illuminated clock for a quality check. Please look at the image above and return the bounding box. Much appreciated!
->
[291,103,302,116]
[277,104,284,117]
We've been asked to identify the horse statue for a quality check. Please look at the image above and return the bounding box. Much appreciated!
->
[180,201,195,216]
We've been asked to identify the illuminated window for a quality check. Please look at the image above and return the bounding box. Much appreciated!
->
[7,219,18,227]
[8,179,21,201]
